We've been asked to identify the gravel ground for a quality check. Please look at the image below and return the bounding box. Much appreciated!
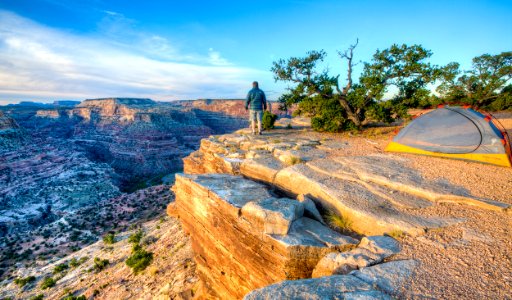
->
[317,111,512,299]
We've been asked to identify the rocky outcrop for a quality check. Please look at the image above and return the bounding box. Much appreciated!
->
[312,236,400,277]
[174,126,512,298]
[73,98,155,122]
[174,99,249,133]
[0,111,19,130]
[183,130,510,237]
[244,260,418,300]
[173,173,357,299]
[0,111,26,151]
[35,109,61,118]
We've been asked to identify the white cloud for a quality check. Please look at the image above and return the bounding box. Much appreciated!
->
[0,10,269,103]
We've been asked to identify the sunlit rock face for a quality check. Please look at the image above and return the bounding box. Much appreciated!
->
[173,173,357,299]
[174,99,250,133]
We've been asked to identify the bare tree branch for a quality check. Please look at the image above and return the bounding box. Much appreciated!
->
[338,38,359,95]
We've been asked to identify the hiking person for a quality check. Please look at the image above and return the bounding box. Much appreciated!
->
[245,81,267,135]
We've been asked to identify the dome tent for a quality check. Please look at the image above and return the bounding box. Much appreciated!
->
[385,105,512,167]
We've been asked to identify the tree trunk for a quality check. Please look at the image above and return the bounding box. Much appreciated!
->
[337,95,362,128]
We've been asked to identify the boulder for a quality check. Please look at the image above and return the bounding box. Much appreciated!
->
[312,236,401,278]
[297,194,325,225]
[351,260,419,296]
[241,198,304,235]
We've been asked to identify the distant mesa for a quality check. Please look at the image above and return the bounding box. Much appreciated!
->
[78,98,156,107]
[5,101,50,107]
[2,100,80,108]
[53,100,81,106]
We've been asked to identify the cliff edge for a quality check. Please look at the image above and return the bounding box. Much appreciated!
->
[171,117,512,299]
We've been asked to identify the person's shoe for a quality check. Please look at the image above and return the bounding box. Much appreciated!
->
[258,132,262,135]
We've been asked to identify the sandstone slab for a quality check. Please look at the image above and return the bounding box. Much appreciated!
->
[243,275,391,300]
[312,236,401,277]
[241,198,304,235]
[351,260,419,296]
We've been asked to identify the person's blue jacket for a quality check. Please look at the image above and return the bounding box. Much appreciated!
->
[245,88,267,111]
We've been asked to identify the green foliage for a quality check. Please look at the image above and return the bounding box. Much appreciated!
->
[326,211,353,233]
[272,42,441,131]
[69,257,83,268]
[287,156,303,166]
[437,52,512,109]
[53,262,69,274]
[128,230,144,245]
[387,230,406,240]
[93,257,109,272]
[14,275,36,288]
[126,248,153,274]
[262,111,278,130]
[29,294,44,300]
[102,233,116,245]
[40,277,56,289]
[61,294,86,300]
[307,96,357,132]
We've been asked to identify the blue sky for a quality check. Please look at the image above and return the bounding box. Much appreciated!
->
[0,0,511,104]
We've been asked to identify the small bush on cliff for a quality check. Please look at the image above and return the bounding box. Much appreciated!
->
[326,211,353,234]
[14,275,35,288]
[61,293,86,300]
[128,230,144,245]
[262,111,278,130]
[126,248,153,274]
[93,257,109,272]
[29,294,44,300]
[53,262,69,274]
[102,233,116,245]
[69,256,88,268]
[40,276,56,289]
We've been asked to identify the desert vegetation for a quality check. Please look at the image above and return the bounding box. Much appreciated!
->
[273,41,511,132]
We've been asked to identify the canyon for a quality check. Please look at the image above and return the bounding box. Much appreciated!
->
[0,98,250,279]
[1,101,511,299]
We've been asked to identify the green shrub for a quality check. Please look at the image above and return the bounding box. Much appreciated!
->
[309,97,358,132]
[386,230,406,240]
[61,294,86,300]
[29,294,44,300]
[69,256,88,268]
[14,275,36,287]
[93,257,109,272]
[128,230,144,245]
[102,233,116,245]
[40,277,56,289]
[262,111,278,130]
[53,262,69,274]
[126,249,153,274]
[326,211,353,233]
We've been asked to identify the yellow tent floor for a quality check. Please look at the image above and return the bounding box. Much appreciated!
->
[385,142,512,167]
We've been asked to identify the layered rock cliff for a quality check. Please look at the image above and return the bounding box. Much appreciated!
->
[173,99,249,133]
[0,111,26,150]
[171,173,357,299]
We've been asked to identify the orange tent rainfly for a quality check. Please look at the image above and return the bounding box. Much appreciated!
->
[385,105,512,167]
